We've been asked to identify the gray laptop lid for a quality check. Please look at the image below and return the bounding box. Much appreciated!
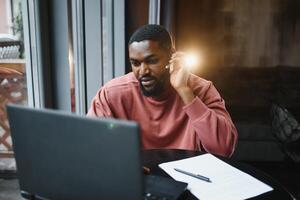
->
[7,104,143,200]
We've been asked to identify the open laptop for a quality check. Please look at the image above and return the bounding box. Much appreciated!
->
[7,104,187,200]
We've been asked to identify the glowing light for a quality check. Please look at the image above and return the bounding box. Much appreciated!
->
[184,53,198,67]
[165,51,203,73]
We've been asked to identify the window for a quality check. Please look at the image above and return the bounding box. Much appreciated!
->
[0,0,29,170]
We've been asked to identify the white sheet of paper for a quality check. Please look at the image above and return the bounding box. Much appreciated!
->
[159,154,273,200]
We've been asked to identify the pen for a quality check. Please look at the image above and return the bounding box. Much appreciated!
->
[174,168,211,183]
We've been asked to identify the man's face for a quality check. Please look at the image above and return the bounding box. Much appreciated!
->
[129,40,171,97]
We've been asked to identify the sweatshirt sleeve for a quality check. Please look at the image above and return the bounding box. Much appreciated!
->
[87,87,114,118]
[182,82,238,157]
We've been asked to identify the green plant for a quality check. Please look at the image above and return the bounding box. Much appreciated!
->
[11,2,24,58]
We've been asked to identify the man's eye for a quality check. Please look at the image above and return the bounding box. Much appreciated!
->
[147,59,158,64]
[130,61,140,67]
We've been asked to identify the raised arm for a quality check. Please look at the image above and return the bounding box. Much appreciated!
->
[183,83,238,157]
[169,52,237,157]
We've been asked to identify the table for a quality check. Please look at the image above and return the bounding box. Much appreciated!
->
[142,149,295,200]
[3,149,295,200]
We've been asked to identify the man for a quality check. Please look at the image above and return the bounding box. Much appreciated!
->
[87,24,237,157]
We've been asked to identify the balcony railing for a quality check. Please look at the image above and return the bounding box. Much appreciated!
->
[0,59,27,159]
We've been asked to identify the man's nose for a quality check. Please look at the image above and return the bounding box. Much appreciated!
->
[140,63,150,75]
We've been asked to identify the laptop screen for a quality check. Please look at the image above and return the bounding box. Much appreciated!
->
[7,104,143,200]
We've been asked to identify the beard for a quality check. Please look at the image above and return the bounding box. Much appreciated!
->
[138,74,168,97]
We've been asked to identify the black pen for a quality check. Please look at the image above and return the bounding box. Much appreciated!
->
[174,168,211,183]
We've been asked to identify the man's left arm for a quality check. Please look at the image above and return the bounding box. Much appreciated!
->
[169,52,237,157]
[182,84,238,157]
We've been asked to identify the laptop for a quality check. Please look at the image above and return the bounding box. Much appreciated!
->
[7,104,187,200]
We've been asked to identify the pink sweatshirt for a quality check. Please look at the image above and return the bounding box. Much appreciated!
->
[87,72,238,157]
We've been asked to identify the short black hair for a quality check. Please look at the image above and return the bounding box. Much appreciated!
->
[128,24,172,51]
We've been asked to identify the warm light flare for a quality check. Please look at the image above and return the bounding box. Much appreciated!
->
[165,51,203,73]
[184,53,198,67]
[183,51,203,73]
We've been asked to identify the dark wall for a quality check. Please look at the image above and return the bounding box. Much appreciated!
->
[173,0,300,69]
[175,0,224,68]
[125,0,149,73]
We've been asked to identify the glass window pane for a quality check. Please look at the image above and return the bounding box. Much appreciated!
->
[0,0,28,171]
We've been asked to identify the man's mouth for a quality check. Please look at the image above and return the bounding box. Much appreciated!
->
[140,77,156,87]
